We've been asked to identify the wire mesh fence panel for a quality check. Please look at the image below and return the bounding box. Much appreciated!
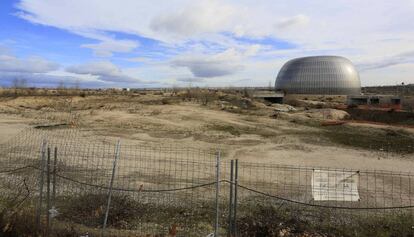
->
[0,128,48,236]
[0,126,222,236]
[45,141,117,236]
[1,127,414,236]
[106,144,219,237]
[232,161,414,237]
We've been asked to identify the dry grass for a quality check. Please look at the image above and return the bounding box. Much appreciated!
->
[322,125,414,154]
[1,88,414,236]
[237,200,414,237]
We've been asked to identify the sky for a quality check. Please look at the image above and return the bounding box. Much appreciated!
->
[0,0,413,88]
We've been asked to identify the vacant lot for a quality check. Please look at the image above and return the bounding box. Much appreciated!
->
[0,90,413,172]
[1,89,414,236]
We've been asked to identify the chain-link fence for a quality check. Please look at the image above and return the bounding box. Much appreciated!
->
[0,128,414,236]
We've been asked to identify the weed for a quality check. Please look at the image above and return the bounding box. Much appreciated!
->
[323,126,414,154]
[236,200,414,237]
[208,124,241,136]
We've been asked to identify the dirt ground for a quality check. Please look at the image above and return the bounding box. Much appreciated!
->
[0,91,413,172]
[0,115,30,144]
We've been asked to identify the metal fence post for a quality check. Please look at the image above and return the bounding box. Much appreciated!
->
[46,147,51,236]
[215,150,221,237]
[52,147,57,204]
[36,139,47,231]
[233,159,238,236]
[101,140,121,237]
[228,160,234,237]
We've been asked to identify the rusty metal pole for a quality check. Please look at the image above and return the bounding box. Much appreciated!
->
[233,159,239,236]
[52,147,57,204]
[46,147,51,236]
[215,150,221,237]
[36,139,47,232]
[101,140,121,237]
[227,160,234,237]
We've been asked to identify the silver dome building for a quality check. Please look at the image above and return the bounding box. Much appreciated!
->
[275,56,361,95]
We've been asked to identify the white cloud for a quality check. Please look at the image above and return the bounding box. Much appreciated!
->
[66,61,120,76]
[81,39,139,57]
[176,77,205,83]
[275,14,310,30]
[14,0,311,44]
[0,54,59,73]
[12,0,414,86]
[0,45,11,55]
[357,50,414,71]
[15,0,414,47]
[170,47,263,78]
[125,57,153,63]
[66,61,140,83]
[0,51,108,87]
[244,44,261,57]
[172,58,243,78]
[359,64,414,86]
[150,0,235,39]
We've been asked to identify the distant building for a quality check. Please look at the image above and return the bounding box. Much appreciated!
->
[347,95,402,110]
[275,56,361,95]
[251,91,284,104]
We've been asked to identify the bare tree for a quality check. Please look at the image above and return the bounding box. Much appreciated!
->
[12,78,28,89]
[57,81,66,90]
[73,79,81,90]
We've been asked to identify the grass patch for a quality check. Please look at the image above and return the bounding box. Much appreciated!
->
[58,194,138,228]
[208,124,242,136]
[57,193,215,236]
[323,126,414,154]
[207,123,280,139]
[289,119,414,154]
[236,199,414,237]
[1,185,413,236]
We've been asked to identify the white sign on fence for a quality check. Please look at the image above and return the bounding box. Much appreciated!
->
[311,169,360,201]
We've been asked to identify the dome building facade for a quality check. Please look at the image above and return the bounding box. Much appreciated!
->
[275,56,361,95]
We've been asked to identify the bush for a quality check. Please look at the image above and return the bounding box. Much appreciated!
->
[179,88,218,106]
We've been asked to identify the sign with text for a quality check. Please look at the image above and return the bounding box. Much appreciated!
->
[312,169,360,201]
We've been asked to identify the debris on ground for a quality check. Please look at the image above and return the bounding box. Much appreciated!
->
[272,104,297,112]
[321,120,348,126]
[303,109,350,120]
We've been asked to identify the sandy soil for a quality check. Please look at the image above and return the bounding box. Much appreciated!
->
[0,115,31,144]
[0,94,413,173]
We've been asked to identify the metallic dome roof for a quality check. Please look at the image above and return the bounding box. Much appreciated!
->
[275,56,361,95]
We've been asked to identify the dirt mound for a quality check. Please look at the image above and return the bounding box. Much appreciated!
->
[303,109,350,120]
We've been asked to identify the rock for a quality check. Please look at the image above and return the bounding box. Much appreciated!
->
[218,101,231,110]
[272,104,297,112]
[304,109,350,120]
